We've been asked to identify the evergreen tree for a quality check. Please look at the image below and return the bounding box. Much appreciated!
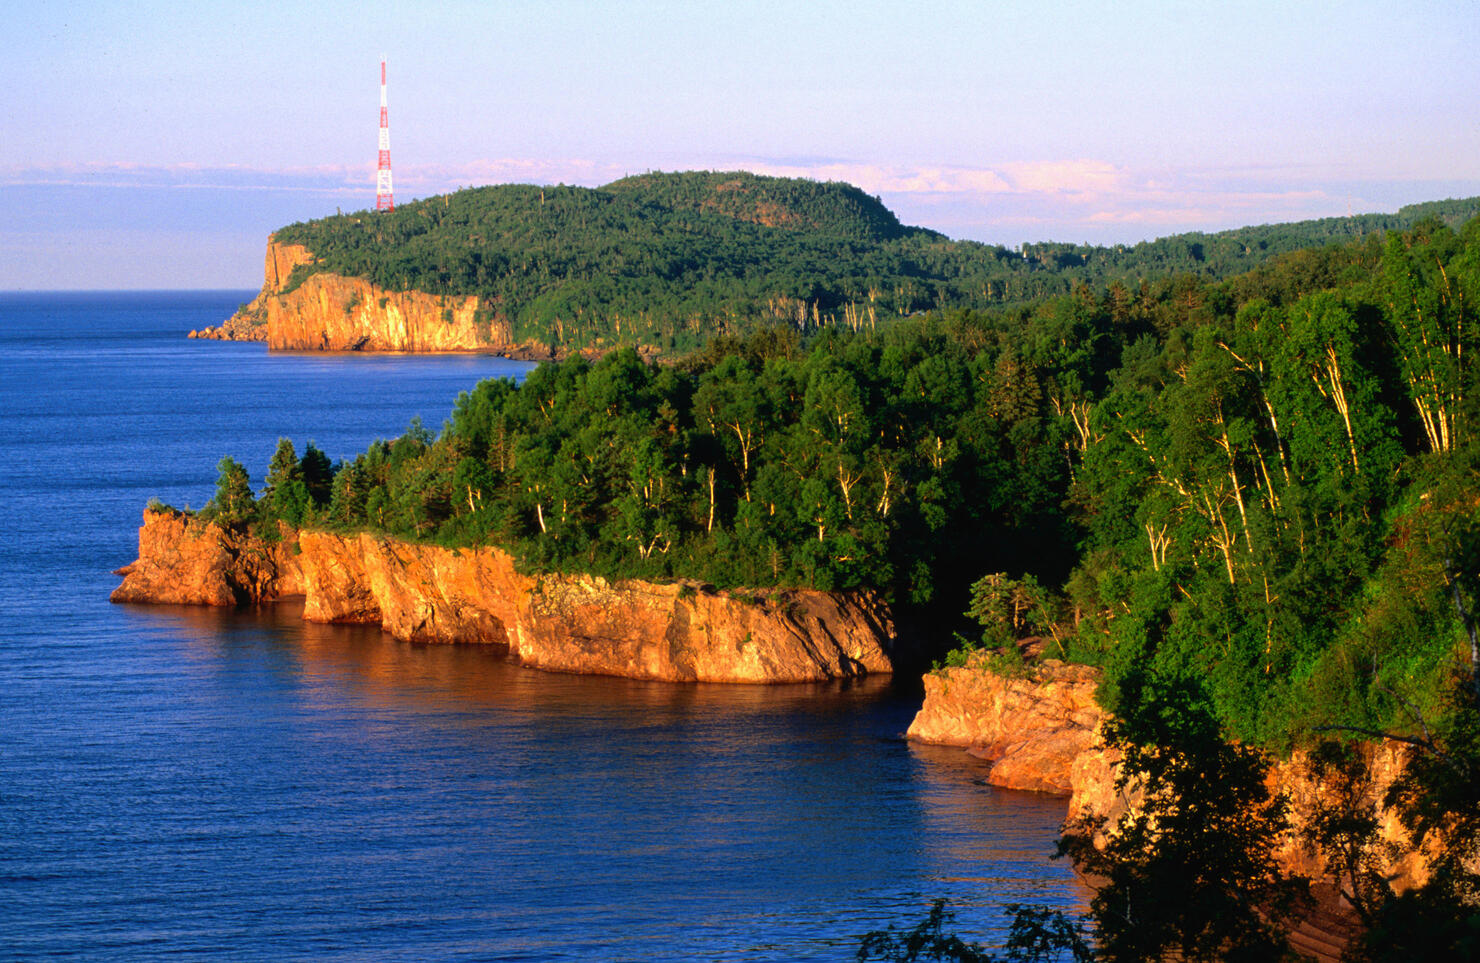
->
[300,442,336,508]
[208,456,255,524]
[262,438,310,527]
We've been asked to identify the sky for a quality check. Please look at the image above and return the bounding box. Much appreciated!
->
[3,0,1478,289]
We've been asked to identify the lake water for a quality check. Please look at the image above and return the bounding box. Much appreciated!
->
[0,292,1082,960]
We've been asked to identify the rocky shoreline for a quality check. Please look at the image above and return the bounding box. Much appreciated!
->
[112,508,894,684]
[113,508,1437,959]
[188,236,656,361]
[905,652,1435,961]
[908,653,1422,872]
[190,236,512,352]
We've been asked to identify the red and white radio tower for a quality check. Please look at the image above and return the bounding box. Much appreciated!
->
[376,58,394,211]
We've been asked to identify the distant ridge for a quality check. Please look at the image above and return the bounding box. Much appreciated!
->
[602,170,929,241]
[261,171,1480,354]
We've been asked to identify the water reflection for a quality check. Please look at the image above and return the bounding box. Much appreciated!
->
[112,600,1090,958]
[133,598,896,718]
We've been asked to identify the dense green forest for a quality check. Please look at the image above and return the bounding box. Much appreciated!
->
[212,213,1480,756]
[203,208,1480,957]
[271,171,1480,354]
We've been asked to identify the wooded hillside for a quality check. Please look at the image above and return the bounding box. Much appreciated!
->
[211,213,1480,752]
[272,171,1480,354]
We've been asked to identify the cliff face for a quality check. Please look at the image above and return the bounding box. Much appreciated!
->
[907,656,1428,895]
[109,509,303,605]
[907,658,1105,795]
[262,273,510,352]
[112,510,894,684]
[191,237,524,353]
[190,240,315,342]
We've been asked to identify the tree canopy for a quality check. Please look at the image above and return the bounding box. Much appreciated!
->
[201,209,1480,954]
[208,213,1480,754]
[270,171,1480,355]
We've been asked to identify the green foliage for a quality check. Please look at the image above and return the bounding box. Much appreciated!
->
[200,202,1480,953]
[300,442,334,507]
[995,906,1094,963]
[214,210,1480,750]
[1302,671,1480,960]
[262,438,310,529]
[205,456,255,524]
[281,320,1085,610]
[1350,888,1480,961]
[1058,672,1309,963]
[272,171,1480,355]
[856,899,996,962]
[197,439,341,536]
[862,666,1478,959]
[965,573,1056,645]
[1058,217,1480,744]
[934,639,982,671]
[932,572,1070,670]
[856,899,1092,963]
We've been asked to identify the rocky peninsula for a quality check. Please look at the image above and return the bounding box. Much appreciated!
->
[190,238,562,356]
[112,508,894,684]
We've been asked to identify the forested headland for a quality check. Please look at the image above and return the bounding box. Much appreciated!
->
[203,212,1480,748]
[184,197,1480,956]
[269,170,1480,355]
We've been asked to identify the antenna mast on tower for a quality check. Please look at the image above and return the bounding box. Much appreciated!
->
[376,58,394,211]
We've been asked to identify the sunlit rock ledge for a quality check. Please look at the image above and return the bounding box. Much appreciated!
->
[112,508,894,684]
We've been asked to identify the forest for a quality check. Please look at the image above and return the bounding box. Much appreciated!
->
[271,171,1480,354]
[206,214,1480,748]
[199,206,1480,958]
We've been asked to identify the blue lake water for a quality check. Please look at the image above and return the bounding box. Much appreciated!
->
[0,291,1082,960]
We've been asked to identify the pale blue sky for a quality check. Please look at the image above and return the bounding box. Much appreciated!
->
[4,0,1478,288]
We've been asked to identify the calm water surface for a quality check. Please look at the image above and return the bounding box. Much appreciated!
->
[0,292,1082,960]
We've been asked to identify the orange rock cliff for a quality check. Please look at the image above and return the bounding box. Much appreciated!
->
[191,237,520,353]
[112,509,895,684]
[907,652,1433,936]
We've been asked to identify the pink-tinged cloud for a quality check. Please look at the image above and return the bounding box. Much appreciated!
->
[738,162,1014,197]
[1,158,1461,252]
[1000,160,1126,196]
[0,157,1342,206]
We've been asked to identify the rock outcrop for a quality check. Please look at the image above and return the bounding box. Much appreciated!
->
[112,509,894,684]
[190,239,315,342]
[908,656,1424,872]
[109,509,304,605]
[907,656,1106,795]
[191,235,660,359]
[261,273,509,353]
[190,236,525,353]
[907,655,1435,958]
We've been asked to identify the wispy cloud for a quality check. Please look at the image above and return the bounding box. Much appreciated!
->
[0,161,369,195]
[1,157,1462,247]
[1000,160,1125,196]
